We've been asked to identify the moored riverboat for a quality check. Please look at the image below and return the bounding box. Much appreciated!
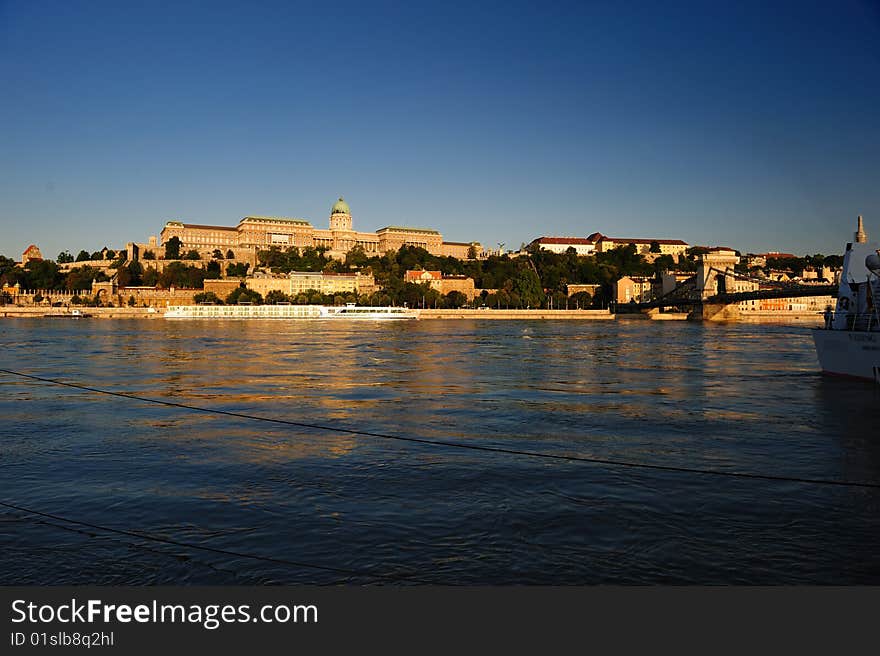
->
[164,303,418,320]
[812,216,880,383]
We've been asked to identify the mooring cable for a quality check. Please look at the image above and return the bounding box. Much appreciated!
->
[0,500,433,584]
[2,367,878,489]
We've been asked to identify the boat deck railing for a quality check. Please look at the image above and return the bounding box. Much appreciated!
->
[844,312,879,332]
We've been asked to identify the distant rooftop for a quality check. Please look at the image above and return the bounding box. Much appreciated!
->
[164,217,313,230]
[377,226,440,235]
[600,237,689,245]
[532,237,596,245]
[240,216,312,226]
[163,222,238,232]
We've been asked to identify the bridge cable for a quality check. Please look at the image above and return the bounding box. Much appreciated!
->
[2,367,878,489]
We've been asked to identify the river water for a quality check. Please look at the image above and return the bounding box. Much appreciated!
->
[1,318,878,584]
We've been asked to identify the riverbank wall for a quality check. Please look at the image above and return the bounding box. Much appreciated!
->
[0,306,827,324]
[418,309,615,320]
[0,307,163,319]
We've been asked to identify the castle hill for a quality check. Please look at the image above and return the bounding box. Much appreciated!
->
[0,197,853,323]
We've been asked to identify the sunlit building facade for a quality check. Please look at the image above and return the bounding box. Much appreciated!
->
[159,198,481,261]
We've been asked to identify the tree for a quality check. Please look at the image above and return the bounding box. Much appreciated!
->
[142,251,156,260]
[513,268,544,308]
[225,287,263,305]
[57,251,74,263]
[105,249,116,259]
[116,266,131,288]
[25,260,64,290]
[344,245,369,269]
[118,261,143,287]
[158,262,207,289]
[444,290,467,308]
[65,265,104,291]
[265,290,291,304]
[226,262,250,277]
[649,241,661,253]
[226,249,235,259]
[822,254,843,268]
[652,254,676,273]
[164,236,181,260]
[0,255,19,283]
[467,244,478,259]
[142,266,159,286]
[258,246,287,270]
[551,290,568,309]
[193,291,223,304]
[212,249,224,259]
[184,249,201,260]
[205,261,221,278]
[398,282,430,308]
[75,250,91,262]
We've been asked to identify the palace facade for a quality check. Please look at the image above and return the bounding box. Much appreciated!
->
[158,198,481,261]
[529,233,689,262]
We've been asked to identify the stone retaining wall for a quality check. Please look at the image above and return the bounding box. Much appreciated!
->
[418,309,614,320]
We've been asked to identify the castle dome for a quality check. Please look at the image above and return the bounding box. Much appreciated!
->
[331,197,350,215]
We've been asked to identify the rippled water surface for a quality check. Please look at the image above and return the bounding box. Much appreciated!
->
[1,318,878,584]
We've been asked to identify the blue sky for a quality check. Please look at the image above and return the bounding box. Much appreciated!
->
[1,0,879,259]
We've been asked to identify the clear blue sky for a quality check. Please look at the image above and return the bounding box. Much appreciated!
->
[2,0,878,259]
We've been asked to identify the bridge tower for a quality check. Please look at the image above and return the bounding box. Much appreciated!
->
[696,250,740,299]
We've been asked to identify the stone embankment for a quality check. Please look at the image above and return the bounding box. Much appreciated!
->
[0,307,163,319]
[0,306,825,324]
[418,308,614,320]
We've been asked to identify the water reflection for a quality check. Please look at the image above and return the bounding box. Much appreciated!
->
[0,318,878,584]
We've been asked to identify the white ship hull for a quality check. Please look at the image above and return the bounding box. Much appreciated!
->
[812,329,880,383]
[163,304,418,320]
[165,305,323,319]
[318,306,419,320]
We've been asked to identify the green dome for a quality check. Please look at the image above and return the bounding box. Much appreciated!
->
[331,197,350,215]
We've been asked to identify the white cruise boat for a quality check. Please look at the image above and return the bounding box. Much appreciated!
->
[812,216,880,383]
[164,303,418,320]
[165,304,323,319]
[319,304,419,320]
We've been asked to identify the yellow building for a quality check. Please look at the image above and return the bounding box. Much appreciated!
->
[615,276,656,303]
[595,235,688,258]
[241,271,376,298]
[404,270,477,301]
[159,197,481,261]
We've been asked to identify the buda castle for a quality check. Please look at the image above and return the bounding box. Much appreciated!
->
[157,197,481,261]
